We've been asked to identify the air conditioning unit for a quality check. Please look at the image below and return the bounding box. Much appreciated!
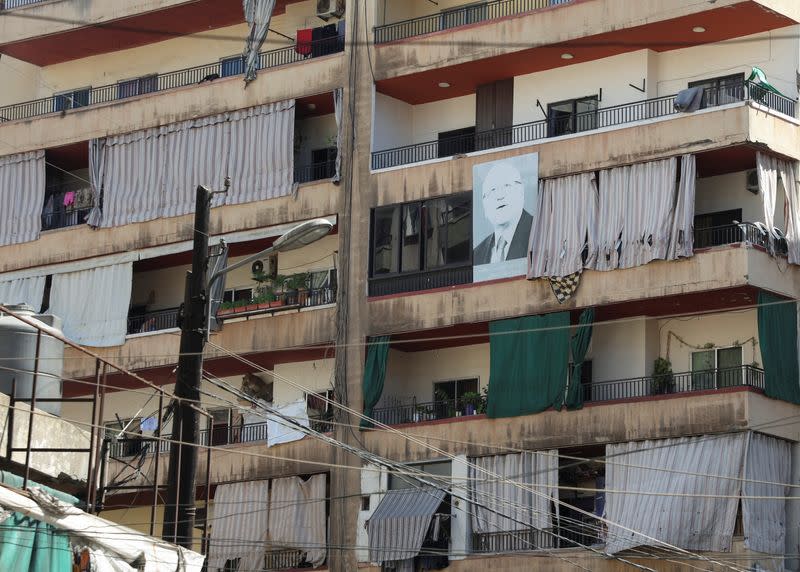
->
[746,169,759,194]
[250,255,278,278]
[317,0,344,21]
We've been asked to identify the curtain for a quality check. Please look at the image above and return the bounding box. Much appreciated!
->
[605,433,747,554]
[0,276,46,310]
[486,312,569,418]
[207,242,229,332]
[87,139,105,227]
[267,398,309,447]
[618,158,677,268]
[757,291,800,404]
[743,433,791,554]
[562,307,594,410]
[267,474,326,567]
[361,335,391,428]
[528,173,597,278]
[666,154,696,259]
[777,160,800,264]
[99,101,295,228]
[47,262,133,347]
[225,101,295,205]
[332,88,344,184]
[593,165,627,271]
[242,0,277,84]
[207,480,270,572]
[469,451,558,536]
[0,150,45,247]
[757,152,779,252]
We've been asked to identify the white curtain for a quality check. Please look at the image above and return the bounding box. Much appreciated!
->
[528,173,597,278]
[99,101,295,227]
[267,398,309,447]
[0,150,45,247]
[332,88,343,184]
[242,0,277,83]
[593,165,627,271]
[757,152,779,252]
[225,101,295,205]
[0,276,45,310]
[469,451,559,535]
[207,480,270,572]
[48,262,133,347]
[743,433,791,555]
[619,158,677,268]
[777,160,800,264]
[267,474,327,567]
[605,434,747,554]
[666,154,696,259]
[87,139,105,227]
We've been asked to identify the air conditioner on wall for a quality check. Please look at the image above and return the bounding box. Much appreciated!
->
[746,169,759,194]
[317,0,344,20]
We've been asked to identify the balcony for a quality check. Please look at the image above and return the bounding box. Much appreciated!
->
[41,187,92,232]
[371,82,796,170]
[0,36,344,124]
[374,0,572,45]
[0,0,45,9]
[215,285,338,322]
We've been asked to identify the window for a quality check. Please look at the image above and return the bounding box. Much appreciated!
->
[437,127,475,158]
[307,390,335,432]
[53,87,90,112]
[369,195,472,295]
[209,408,243,446]
[311,147,337,180]
[389,460,451,490]
[694,208,742,248]
[688,73,745,109]
[433,377,479,418]
[547,95,598,137]
[222,287,253,304]
[220,56,245,77]
[691,346,743,389]
[117,75,158,99]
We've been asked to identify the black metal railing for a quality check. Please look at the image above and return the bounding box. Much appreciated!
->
[373,396,486,426]
[127,307,180,335]
[0,0,46,9]
[41,187,93,231]
[583,365,764,404]
[694,222,788,255]
[107,421,271,458]
[294,159,337,184]
[368,265,472,297]
[472,517,601,553]
[0,37,344,123]
[217,286,337,319]
[264,549,307,570]
[374,0,573,44]
[371,82,796,169]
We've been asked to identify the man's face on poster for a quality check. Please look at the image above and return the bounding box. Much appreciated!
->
[481,163,524,229]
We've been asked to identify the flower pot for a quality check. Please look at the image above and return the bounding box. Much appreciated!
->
[218,308,234,316]
[465,404,476,416]
[257,302,270,310]
[246,304,259,312]
[269,300,284,308]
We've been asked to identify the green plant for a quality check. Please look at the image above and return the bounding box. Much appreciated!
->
[461,391,483,415]
[283,272,311,291]
[652,357,674,394]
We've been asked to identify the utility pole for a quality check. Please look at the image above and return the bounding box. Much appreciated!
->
[162,185,212,548]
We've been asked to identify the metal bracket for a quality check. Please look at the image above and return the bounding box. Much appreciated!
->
[629,79,646,93]
[536,99,547,118]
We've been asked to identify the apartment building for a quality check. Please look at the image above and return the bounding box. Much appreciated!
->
[2,0,800,570]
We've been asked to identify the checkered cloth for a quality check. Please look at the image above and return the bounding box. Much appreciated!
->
[549,271,582,304]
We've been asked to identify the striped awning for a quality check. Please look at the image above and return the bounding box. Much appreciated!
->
[368,487,446,564]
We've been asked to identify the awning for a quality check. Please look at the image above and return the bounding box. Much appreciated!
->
[368,487,446,564]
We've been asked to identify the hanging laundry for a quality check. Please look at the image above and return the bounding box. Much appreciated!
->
[296,28,312,56]
[63,191,76,207]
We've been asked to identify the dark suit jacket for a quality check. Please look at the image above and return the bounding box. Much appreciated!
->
[473,210,533,265]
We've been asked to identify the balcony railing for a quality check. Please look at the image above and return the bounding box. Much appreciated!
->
[368,264,472,297]
[0,36,344,123]
[371,82,796,170]
[472,517,602,553]
[217,285,337,320]
[374,0,573,44]
[127,307,180,335]
[583,365,764,404]
[0,0,45,9]
[694,222,788,255]
[294,158,337,184]
[373,396,485,426]
[41,187,93,231]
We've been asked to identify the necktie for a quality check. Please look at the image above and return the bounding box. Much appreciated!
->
[498,237,508,261]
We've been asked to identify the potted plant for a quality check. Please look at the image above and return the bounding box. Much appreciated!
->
[652,357,674,394]
[218,300,236,316]
[283,272,310,306]
[461,391,483,416]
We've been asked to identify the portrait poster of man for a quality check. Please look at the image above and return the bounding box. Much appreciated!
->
[472,153,538,282]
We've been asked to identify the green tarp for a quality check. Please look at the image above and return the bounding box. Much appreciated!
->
[0,472,78,572]
[560,308,595,411]
[487,312,570,418]
[361,335,391,428]
[757,292,800,404]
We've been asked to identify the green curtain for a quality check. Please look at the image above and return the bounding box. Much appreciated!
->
[487,312,570,418]
[559,308,595,411]
[361,335,391,428]
[757,292,800,404]
[0,471,78,572]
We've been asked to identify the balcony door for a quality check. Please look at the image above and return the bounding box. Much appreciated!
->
[547,96,598,137]
[688,73,745,109]
[476,78,514,150]
[691,346,743,390]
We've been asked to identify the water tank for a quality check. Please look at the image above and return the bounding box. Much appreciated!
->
[0,304,65,416]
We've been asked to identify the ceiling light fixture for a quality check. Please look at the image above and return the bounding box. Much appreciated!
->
[438,82,451,88]
[692,26,706,33]
[307,103,317,110]
[560,53,574,60]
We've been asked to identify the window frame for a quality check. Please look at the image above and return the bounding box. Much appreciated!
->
[219,55,245,78]
[690,345,743,389]
[547,95,598,137]
[117,74,158,99]
[53,86,91,112]
[688,73,745,109]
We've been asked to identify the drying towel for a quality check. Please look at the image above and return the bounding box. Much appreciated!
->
[296,28,312,55]
[673,87,704,112]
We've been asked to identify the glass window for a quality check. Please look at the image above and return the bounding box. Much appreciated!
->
[372,206,399,275]
[718,346,743,387]
[401,204,421,272]
[689,74,745,109]
[692,346,743,389]
[53,88,90,112]
[220,56,245,77]
[424,199,448,270]
[691,350,716,390]
[548,96,598,137]
[389,460,451,490]
[445,195,471,264]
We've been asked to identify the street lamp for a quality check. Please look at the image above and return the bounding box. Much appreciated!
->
[162,184,333,548]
